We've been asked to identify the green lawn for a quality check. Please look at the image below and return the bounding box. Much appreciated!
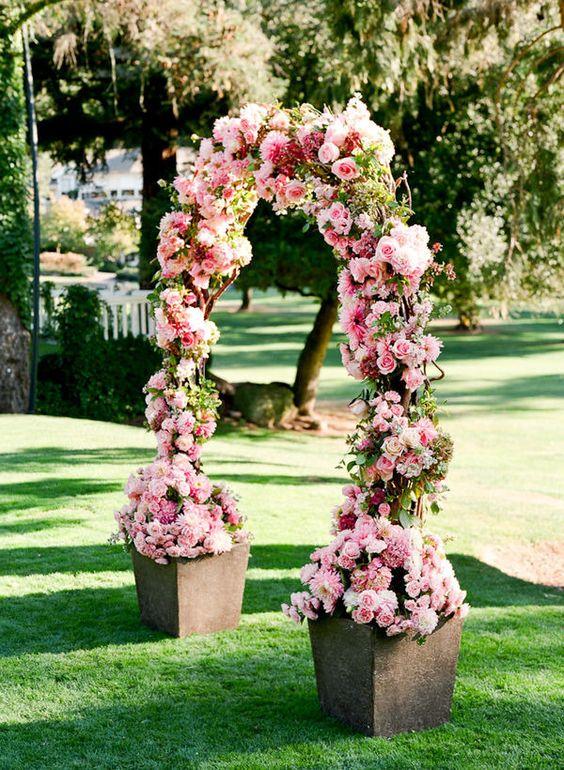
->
[0,298,563,769]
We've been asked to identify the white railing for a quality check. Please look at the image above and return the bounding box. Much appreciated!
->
[99,290,155,340]
[39,288,154,340]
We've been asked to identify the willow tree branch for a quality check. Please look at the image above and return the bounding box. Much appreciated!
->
[8,0,68,35]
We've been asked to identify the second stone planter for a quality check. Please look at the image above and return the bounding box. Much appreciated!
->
[308,615,463,737]
[132,542,250,637]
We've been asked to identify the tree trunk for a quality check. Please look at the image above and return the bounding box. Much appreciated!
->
[138,76,178,289]
[455,311,482,332]
[454,290,481,332]
[0,295,30,412]
[0,23,32,412]
[237,286,252,312]
[293,292,338,417]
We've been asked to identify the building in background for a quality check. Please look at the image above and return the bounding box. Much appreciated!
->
[49,148,194,213]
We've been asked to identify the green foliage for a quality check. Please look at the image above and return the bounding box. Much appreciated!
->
[0,16,31,325]
[321,1,564,322]
[34,0,284,286]
[39,279,55,336]
[41,197,140,269]
[86,201,139,267]
[40,195,89,254]
[37,285,160,422]
[243,201,337,300]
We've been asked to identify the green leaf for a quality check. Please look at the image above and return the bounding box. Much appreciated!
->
[399,510,416,528]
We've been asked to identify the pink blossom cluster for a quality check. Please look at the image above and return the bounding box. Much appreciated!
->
[345,391,448,488]
[116,456,244,563]
[117,94,468,637]
[282,514,468,636]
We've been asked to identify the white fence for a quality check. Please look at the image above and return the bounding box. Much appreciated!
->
[40,288,154,340]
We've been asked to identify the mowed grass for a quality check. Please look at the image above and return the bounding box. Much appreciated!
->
[0,296,563,769]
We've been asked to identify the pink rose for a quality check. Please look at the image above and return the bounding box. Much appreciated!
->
[331,157,359,181]
[323,228,340,248]
[318,142,340,164]
[378,502,391,516]
[285,180,307,202]
[342,540,361,560]
[352,606,374,624]
[383,436,403,456]
[377,352,396,375]
[376,236,398,262]
[392,338,412,360]
[375,455,395,481]
[405,580,421,598]
[349,257,374,283]
[417,417,438,446]
[325,121,349,147]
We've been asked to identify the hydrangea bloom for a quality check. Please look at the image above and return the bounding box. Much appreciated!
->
[114,93,468,637]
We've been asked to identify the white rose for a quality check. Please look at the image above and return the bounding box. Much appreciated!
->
[343,587,360,609]
[384,436,403,456]
[349,399,369,418]
[400,427,422,449]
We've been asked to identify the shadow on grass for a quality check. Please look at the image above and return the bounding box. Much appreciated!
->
[449,554,563,608]
[0,544,129,576]
[437,320,563,362]
[0,544,560,659]
[0,544,560,609]
[0,584,154,657]
[244,551,563,615]
[438,373,564,409]
[0,446,155,473]
[0,517,83,535]
[250,544,317,570]
[0,478,123,514]
[216,473,345,486]
[0,609,562,768]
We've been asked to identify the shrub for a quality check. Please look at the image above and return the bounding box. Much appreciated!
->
[39,281,57,337]
[41,196,89,255]
[87,202,139,268]
[37,285,160,422]
[40,251,94,276]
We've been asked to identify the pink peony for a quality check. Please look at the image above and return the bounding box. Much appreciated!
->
[309,567,344,611]
[402,367,425,391]
[260,131,290,163]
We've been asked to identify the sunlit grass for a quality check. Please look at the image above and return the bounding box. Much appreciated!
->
[0,297,562,768]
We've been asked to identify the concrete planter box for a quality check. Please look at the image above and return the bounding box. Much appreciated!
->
[132,542,250,637]
[308,615,463,737]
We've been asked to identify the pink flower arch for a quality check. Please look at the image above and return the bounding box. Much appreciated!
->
[115,95,468,637]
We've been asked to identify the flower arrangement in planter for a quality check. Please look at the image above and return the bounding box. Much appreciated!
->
[114,95,467,684]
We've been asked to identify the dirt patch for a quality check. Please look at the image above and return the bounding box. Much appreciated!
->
[287,402,356,437]
[480,541,564,588]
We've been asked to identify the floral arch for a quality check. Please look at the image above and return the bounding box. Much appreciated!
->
[115,95,468,638]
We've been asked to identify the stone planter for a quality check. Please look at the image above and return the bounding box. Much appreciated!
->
[308,615,463,737]
[131,542,250,637]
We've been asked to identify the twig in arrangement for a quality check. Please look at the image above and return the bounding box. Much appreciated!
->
[206,270,240,317]
[429,361,445,382]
